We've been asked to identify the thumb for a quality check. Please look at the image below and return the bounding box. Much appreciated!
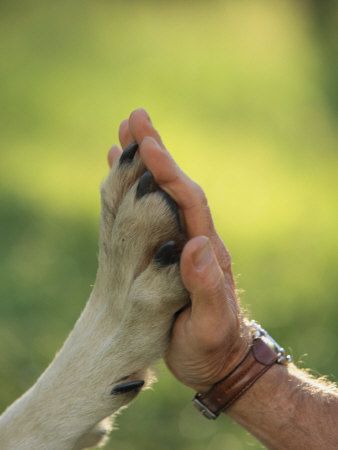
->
[180,236,230,324]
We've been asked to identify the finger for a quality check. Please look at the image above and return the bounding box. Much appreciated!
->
[139,136,214,237]
[180,236,237,344]
[107,145,123,167]
[119,119,134,149]
[128,108,164,147]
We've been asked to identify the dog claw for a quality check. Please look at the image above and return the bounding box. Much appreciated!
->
[136,171,158,198]
[111,380,145,395]
[155,241,181,266]
[119,142,139,165]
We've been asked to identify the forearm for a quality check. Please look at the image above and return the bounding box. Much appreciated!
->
[0,292,147,450]
[228,363,338,449]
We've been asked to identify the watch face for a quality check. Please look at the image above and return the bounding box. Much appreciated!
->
[261,334,279,353]
[250,320,292,365]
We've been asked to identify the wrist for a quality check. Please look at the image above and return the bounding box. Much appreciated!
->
[193,320,292,419]
[193,318,252,394]
[219,317,252,377]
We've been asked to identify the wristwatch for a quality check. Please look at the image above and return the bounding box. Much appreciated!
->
[193,320,292,419]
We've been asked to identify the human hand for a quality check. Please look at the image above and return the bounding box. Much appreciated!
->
[108,109,251,393]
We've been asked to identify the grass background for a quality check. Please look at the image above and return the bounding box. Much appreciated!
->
[0,1,337,449]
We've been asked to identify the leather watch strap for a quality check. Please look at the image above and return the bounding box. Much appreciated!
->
[194,337,278,419]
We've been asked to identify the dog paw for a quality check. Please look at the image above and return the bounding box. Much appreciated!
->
[96,143,189,368]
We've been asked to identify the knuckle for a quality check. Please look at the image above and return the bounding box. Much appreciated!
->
[207,278,226,303]
[222,251,232,269]
[191,182,207,204]
[214,237,233,271]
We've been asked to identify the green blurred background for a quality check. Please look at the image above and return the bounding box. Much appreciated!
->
[0,1,337,449]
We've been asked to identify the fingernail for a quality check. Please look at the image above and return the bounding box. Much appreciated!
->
[192,238,213,271]
[138,108,152,123]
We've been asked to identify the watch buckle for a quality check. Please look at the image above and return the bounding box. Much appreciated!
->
[193,396,218,420]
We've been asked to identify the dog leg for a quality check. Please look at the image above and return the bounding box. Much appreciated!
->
[0,144,188,450]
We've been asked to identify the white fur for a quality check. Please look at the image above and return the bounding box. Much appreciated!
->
[0,154,188,449]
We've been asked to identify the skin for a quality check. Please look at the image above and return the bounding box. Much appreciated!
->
[108,109,338,449]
